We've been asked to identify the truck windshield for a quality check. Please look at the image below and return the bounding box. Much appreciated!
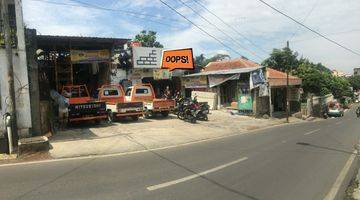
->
[104,89,119,96]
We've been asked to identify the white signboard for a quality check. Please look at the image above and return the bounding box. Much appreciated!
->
[133,47,163,69]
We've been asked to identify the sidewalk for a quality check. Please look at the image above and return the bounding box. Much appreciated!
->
[48,110,305,159]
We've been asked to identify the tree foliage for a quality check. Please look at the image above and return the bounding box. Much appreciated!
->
[263,47,351,98]
[348,75,360,91]
[262,47,298,72]
[134,30,163,48]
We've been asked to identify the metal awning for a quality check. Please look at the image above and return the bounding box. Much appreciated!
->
[184,66,264,77]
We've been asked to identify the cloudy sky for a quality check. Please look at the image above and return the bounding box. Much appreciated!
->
[23,0,360,73]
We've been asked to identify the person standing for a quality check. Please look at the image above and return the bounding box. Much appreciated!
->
[164,85,171,99]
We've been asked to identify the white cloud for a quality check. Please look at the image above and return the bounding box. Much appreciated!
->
[158,0,360,73]
[23,0,360,73]
[23,0,105,36]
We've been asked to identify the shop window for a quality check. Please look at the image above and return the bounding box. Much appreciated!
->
[0,4,17,47]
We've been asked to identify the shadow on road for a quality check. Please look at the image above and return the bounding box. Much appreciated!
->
[296,142,357,155]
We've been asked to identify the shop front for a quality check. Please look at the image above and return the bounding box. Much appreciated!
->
[32,34,129,134]
[36,35,129,99]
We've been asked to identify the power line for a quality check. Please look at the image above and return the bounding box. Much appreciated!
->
[292,29,360,43]
[288,0,320,41]
[176,0,263,60]
[191,0,269,56]
[158,0,243,56]
[30,0,185,25]
[30,0,220,31]
[256,0,360,57]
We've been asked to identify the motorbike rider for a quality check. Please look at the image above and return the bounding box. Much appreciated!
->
[356,106,360,118]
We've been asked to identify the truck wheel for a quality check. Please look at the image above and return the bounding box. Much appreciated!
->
[131,116,139,121]
[161,111,169,117]
[107,112,114,123]
[144,110,152,119]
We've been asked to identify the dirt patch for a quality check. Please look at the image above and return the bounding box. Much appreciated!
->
[345,177,359,200]
[246,125,260,130]
[0,152,53,165]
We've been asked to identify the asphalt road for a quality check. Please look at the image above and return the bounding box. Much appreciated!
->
[1,108,360,200]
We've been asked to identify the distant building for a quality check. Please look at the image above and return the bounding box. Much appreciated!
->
[354,68,360,76]
[332,70,349,77]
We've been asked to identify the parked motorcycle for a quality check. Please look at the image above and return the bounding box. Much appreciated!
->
[192,96,209,121]
[176,98,198,123]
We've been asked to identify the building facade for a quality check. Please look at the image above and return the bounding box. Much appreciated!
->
[184,58,302,117]
[354,67,360,76]
[0,0,32,137]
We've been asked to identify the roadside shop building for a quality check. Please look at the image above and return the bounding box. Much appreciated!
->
[184,58,302,117]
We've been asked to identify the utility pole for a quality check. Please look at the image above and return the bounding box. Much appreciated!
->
[286,41,290,123]
[1,0,18,143]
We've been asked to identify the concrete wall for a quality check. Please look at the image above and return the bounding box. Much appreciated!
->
[0,0,32,137]
[25,29,41,135]
[308,94,334,117]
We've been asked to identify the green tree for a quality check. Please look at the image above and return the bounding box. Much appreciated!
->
[348,75,360,90]
[262,47,298,72]
[294,62,331,96]
[194,54,206,72]
[134,30,163,48]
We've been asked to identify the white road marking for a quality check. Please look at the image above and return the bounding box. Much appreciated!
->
[335,121,342,125]
[147,157,248,191]
[281,140,287,144]
[304,129,321,135]
[324,150,358,200]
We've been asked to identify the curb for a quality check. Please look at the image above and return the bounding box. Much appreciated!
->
[0,119,310,167]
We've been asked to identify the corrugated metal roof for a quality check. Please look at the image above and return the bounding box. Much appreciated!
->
[184,66,264,77]
[204,57,260,72]
[36,35,130,44]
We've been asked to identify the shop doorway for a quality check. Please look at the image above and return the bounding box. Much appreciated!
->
[271,87,286,112]
[220,80,238,106]
[72,62,110,98]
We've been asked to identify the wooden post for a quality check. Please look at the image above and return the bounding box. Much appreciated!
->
[1,0,18,140]
[69,40,73,84]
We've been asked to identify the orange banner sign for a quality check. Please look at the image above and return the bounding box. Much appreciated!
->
[161,48,194,71]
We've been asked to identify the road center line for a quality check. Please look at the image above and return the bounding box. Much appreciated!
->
[324,150,358,200]
[146,157,248,191]
[304,129,321,135]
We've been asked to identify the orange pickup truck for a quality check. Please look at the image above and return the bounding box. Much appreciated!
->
[125,84,175,118]
[98,84,144,121]
[61,85,108,123]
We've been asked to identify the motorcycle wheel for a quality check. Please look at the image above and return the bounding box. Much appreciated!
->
[177,112,185,120]
[203,115,208,121]
[190,116,197,123]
